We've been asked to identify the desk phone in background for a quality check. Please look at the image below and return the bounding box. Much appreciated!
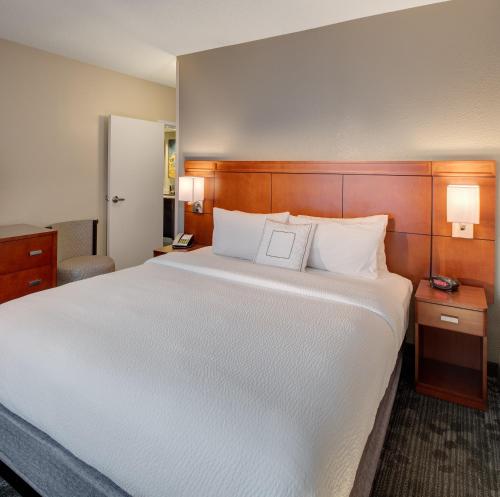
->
[172,233,194,249]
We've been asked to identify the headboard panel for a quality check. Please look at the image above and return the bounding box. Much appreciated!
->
[343,175,432,233]
[184,160,495,302]
[271,174,343,217]
[384,232,431,287]
[215,172,271,212]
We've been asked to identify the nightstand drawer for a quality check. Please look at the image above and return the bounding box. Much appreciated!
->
[0,265,53,303]
[0,235,54,274]
[417,301,485,336]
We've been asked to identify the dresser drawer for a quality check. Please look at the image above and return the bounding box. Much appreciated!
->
[0,235,54,274]
[417,301,486,336]
[0,265,54,303]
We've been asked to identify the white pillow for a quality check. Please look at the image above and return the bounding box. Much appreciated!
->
[254,220,316,271]
[290,215,387,278]
[213,208,289,260]
[297,214,388,271]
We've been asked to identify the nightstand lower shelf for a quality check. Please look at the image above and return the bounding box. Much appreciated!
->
[417,358,484,409]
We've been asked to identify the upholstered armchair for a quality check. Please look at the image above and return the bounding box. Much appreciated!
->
[48,220,115,286]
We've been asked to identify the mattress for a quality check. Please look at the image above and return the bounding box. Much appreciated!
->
[0,247,412,497]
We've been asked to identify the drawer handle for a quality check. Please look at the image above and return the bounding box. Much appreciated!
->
[29,249,43,256]
[28,279,42,287]
[441,314,459,324]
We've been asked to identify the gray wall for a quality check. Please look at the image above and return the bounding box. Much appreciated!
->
[178,0,500,361]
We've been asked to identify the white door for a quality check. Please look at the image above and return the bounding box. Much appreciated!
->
[108,115,164,269]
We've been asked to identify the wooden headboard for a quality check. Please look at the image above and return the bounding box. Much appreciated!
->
[184,160,496,302]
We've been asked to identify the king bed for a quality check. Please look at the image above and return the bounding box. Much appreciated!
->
[0,159,494,497]
[0,247,411,497]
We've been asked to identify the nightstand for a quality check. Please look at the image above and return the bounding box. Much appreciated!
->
[153,243,206,257]
[415,280,488,410]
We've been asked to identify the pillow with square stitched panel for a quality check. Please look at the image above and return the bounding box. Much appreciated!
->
[254,220,316,271]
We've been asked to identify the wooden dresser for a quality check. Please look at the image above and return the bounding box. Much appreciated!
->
[0,225,57,304]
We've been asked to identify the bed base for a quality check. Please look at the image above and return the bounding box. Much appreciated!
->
[0,404,130,497]
[349,351,402,497]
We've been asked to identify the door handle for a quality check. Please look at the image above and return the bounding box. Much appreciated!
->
[111,196,125,203]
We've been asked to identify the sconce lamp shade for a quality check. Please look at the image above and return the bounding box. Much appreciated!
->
[178,176,205,202]
[447,185,480,224]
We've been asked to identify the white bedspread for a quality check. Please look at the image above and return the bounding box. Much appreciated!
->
[0,248,411,497]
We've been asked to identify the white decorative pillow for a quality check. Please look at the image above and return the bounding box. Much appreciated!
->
[296,214,389,271]
[254,220,316,271]
[213,208,289,261]
[289,215,387,278]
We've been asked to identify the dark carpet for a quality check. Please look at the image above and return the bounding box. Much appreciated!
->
[1,377,499,497]
[371,374,500,497]
[0,474,20,497]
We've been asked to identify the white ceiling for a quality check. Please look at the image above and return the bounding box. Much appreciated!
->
[0,0,447,87]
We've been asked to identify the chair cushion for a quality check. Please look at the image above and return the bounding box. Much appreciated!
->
[58,255,115,286]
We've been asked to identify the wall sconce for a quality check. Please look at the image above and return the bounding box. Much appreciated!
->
[179,176,205,213]
[447,184,480,239]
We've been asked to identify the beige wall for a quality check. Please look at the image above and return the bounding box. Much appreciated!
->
[178,0,500,361]
[0,38,176,253]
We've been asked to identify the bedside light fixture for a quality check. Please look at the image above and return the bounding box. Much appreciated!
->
[447,184,480,239]
[179,176,205,213]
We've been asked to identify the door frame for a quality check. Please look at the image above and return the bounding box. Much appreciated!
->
[159,120,177,237]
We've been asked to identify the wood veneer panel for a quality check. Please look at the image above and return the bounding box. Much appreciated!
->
[184,212,213,245]
[215,161,431,175]
[0,264,54,303]
[417,359,484,407]
[417,302,485,336]
[0,225,55,241]
[271,174,342,216]
[184,160,216,172]
[385,232,431,288]
[0,234,55,274]
[432,236,495,303]
[433,176,495,240]
[214,172,271,212]
[185,169,215,179]
[185,160,494,177]
[416,279,487,311]
[432,161,495,177]
[421,326,482,370]
[343,175,432,234]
